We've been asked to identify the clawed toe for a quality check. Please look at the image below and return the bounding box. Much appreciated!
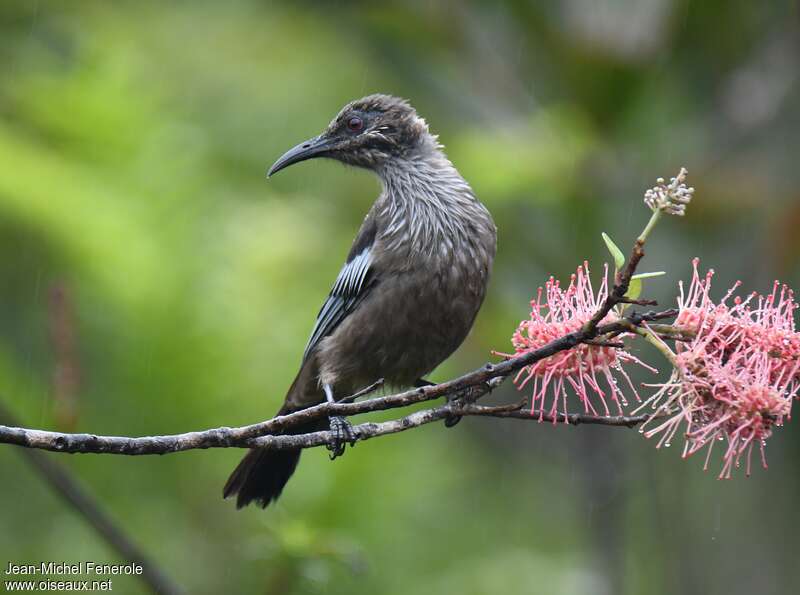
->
[327,416,357,460]
[444,413,462,427]
[444,382,493,428]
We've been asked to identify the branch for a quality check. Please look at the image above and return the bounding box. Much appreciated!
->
[0,315,671,455]
[0,230,672,456]
[1,397,655,456]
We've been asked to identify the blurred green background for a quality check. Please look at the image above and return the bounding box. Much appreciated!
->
[1,1,799,593]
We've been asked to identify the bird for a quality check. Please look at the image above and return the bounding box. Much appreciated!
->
[223,94,496,509]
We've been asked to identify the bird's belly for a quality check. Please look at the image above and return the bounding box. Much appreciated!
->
[317,264,486,392]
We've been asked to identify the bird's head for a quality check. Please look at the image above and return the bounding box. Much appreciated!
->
[268,94,436,176]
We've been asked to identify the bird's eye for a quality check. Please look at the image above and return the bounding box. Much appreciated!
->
[347,116,364,132]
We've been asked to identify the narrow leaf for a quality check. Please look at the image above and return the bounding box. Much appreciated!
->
[631,271,666,280]
[626,277,643,301]
[601,232,625,270]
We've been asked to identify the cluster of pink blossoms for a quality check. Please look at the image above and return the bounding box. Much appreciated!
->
[638,259,800,478]
[503,263,655,420]
[504,258,799,478]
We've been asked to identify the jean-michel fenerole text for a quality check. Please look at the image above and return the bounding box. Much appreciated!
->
[4,561,144,576]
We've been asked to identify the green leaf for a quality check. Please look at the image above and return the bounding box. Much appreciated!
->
[626,277,643,301]
[601,232,625,270]
[631,271,666,280]
[625,271,665,303]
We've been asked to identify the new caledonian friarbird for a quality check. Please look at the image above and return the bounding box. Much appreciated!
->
[224,94,496,509]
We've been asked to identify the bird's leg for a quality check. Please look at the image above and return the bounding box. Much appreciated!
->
[324,384,357,460]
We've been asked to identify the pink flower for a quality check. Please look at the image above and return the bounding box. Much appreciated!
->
[501,263,655,420]
[639,260,800,477]
[675,258,800,389]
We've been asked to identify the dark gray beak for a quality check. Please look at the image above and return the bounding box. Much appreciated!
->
[267,135,334,177]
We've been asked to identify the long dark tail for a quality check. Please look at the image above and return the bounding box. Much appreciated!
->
[223,408,318,509]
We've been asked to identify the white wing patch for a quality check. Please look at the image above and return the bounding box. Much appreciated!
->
[303,247,373,362]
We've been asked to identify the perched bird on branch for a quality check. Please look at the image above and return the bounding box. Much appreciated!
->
[224,94,496,509]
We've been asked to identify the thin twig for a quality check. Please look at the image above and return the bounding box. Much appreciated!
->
[339,378,385,403]
[584,339,626,348]
[458,403,655,428]
[618,297,658,306]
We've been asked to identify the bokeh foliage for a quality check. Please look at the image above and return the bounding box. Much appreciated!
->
[1,1,799,594]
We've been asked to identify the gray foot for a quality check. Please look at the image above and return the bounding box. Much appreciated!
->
[327,415,357,460]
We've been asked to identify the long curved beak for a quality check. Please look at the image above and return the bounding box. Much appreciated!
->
[267,135,334,177]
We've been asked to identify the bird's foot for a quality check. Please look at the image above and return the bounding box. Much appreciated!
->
[444,392,463,427]
[415,379,461,427]
[327,416,357,460]
[444,382,495,427]
[455,383,492,403]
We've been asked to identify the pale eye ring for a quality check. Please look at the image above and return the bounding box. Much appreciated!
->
[347,116,364,132]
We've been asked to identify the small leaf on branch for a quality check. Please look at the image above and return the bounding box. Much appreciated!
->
[601,232,626,270]
[625,277,643,301]
[631,271,666,280]
[625,272,665,302]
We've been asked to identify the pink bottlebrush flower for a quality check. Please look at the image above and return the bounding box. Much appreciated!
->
[500,263,655,420]
[675,259,800,390]
[639,260,800,478]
